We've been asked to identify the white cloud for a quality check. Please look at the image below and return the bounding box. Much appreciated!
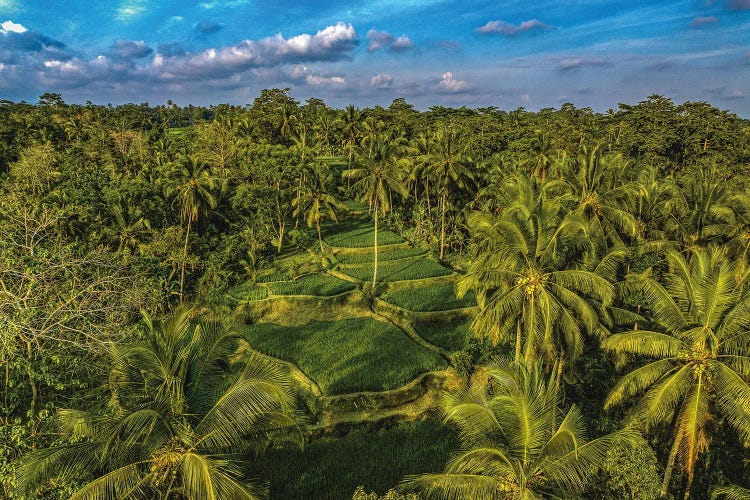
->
[290,65,345,86]
[0,1,20,12]
[1,19,27,34]
[437,71,476,93]
[558,56,608,70]
[0,62,5,70]
[521,93,531,102]
[477,19,551,35]
[390,35,412,52]
[371,73,394,89]
[116,0,148,21]
[149,22,358,80]
[367,29,393,52]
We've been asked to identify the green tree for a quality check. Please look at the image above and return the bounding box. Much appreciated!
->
[293,163,342,252]
[166,155,217,303]
[603,247,750,498]
[344,134,408,287]
[425,125,474,261]
[406,360,637,499]
[459,176,614,372]
[16,308,300,499]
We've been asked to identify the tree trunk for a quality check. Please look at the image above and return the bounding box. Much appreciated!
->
[660,429,682,498]
[440,192,447,261]
[515,304,524,362]
[317,217,324,253]
[275,196,285,253]
[372,200,379,288]
[26,340,37,420]
[179,218,191,304]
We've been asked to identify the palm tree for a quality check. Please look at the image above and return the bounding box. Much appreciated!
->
[459,176,614,372]
[293,163,342,252]
[17,307,301,499]
[711,484,750,499]
[565,145,641,249]
[405,359,637,499]
[166,155,217,303]
[603,247,750,499]
[425,125,474,261]
[343,134,408,287]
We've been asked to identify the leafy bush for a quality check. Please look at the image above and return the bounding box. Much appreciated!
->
[381,282,476,311]
[243,318,447,395]
[250,421,457,500]
[268,273,356,296]
[585,437,662,500]
[339,257,452,283]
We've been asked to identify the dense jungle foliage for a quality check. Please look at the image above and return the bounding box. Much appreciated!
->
[1,91,750,499]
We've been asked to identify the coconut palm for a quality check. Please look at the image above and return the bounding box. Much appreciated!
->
[603,247,750,498]
[425,125,475,261]
[564,145,641,249]
[405,359,638,499]
[293,163,342,252]
[166,155,217,303]
[459,175,613,372]
[16,307,301,499]
[343,134,408,287]
[712,484,750,500]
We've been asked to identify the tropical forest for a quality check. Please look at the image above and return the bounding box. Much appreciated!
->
[1,91,750,500]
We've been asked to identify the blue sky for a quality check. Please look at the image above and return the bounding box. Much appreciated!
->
[1,0,748,114]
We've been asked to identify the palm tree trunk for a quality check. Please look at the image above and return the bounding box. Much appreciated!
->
[180,218,191,304]
[440,191,447,261]
[660,430,682,498]
[515,304,524,362]
[372,201,379,288]
[317,217,324,253]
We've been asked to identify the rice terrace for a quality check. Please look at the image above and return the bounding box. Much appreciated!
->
[2,1,750,499]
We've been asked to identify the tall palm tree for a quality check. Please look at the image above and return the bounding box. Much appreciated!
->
[565,145,641,249]
[425,125,474,261]
[343,134,408,287]
[166,155,217,303]
[17,308,301,499]
[293,164,342,253]
[459,176,613,372]
[406,359,637,499]
[603,247,750,499]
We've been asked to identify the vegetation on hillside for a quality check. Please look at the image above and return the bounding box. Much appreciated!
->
[1,92,750,498]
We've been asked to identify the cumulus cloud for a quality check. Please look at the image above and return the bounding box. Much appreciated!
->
[290,65,345,86]
[727,0,750,10]
[110,40,152,59]
[477,19,551,35]
[196,20,222,34]
[559,56,608,71]
[437,71,476,93]
[1,20,26,34]
[691,16,718,28]
[367,29,413,52]
[371,73,394,89]
[389,35,412,52]
[149,22,358,80]
[367,29,393,52]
